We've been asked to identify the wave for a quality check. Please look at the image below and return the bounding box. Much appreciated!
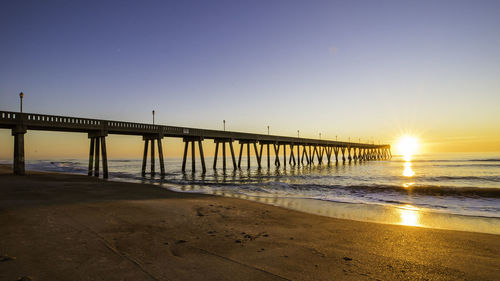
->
[164,180,500,199]
[332,183,500,198]
[426,175,500,183]
[468,158,500,162]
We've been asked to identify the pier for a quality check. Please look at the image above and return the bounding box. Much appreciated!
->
[0,111,391,177]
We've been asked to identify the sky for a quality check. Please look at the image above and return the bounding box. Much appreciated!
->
[1,0,499,159]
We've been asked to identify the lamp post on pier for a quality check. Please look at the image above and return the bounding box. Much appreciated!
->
[152,110,155,124]
[223,120,226,131]
[267,125,269,135]
[297,130,300,138]
[19,92,24,113]
[319,133,321,140]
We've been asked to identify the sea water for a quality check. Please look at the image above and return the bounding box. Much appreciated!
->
[5,152,499,234]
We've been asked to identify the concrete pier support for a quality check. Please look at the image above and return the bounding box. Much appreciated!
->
[12,125,27,175]
[274,144,281,167]
[301,145,308,165]
[333,147,339,163]
[341,147,346,163]
[213,139,237,170]
[325,147,332,164]
[283,144,287,167]
[254,142,262,168]
[141,134,166,176]
[289,144,296,166]
[237,140,258,169]
[267,144,271,167]
[88,131,109,178]
[308,145,313,165]
[317,146,324,164]
[311,146,318,164]
[182,137,205,173]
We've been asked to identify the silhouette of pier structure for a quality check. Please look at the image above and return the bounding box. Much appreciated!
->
[1,111,392,177]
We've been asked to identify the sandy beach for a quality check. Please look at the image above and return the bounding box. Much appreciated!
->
[0,164,498,281]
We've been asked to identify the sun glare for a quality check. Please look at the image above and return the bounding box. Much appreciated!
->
[399,205,420,227]
[396,135,420,159]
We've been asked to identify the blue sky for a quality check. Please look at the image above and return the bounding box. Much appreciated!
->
[1,0,499,156]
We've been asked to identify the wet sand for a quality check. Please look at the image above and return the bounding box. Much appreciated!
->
[0,164,499,281]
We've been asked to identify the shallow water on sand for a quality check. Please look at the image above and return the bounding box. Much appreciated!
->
[5,152,500,234]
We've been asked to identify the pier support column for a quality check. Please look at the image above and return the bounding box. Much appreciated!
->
[88,131,109,178]
[283,144,287,167]
[229,142,237,169]
[312,146,318,164]
[267,144,271,168]
[341,147,346,163]
[254,142,262,168]
[12,125,27,176]
[141,134,166,177]
[326,147,332,164]
[214,139,241,170]
[296,145,301,166]
[246,143,251,168]
[302,145,310,165]
[308,145,313,165]
[289,144,296,166]
[238,143,243,168]
[88,137,95,176]
[274,144,281,167]
[181,137,205,173]
[214,138,235,170]
[101,137,108,177]
[151,139,156,176]
[158,138,165,175]
[333,147,339,163]
[222,141,227,169]
[237,140,258,169]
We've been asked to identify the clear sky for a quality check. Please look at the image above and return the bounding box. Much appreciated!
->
[1,0,499,159]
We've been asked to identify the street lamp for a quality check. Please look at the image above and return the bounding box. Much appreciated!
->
[267,125,269,135]
[223,120,226,131]
[19,92,24,112]
[319,133,321,140]
[297,130,300,138]
[336,135,338,141]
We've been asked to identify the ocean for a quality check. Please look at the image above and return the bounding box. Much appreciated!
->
[5,152,500,234]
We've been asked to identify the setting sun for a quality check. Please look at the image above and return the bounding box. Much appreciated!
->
[396,135,420,157]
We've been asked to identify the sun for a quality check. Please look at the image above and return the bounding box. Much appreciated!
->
[396,135,420,158]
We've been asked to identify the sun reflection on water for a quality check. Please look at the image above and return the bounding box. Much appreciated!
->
[399,205,420,226]
[403,162,415,177]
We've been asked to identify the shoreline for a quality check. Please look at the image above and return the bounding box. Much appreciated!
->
[17,160,500,235]
[1,165,499,280]
[166,182,500,235]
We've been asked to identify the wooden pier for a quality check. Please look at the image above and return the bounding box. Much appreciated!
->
[0,111,391,177]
